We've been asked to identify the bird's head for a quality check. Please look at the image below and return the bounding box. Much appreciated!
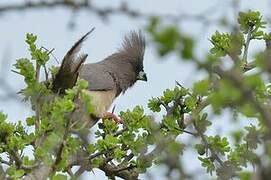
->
[123,31,147,84]
[102,31,146,95]
[137,70,147,81]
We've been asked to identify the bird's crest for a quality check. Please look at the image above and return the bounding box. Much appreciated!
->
[118,30,145,63]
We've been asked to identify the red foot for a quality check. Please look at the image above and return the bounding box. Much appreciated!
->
[102,112,123,123]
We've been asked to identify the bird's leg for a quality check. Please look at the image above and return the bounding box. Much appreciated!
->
[102,112,123,123]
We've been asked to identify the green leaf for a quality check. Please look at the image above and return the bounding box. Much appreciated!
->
[130,136,147,155]
[80,90,94,113]
[148,98,161,112]
[244,125,261,149]
[65,89,76,100]
[22,156,35,166]
[114,148,126,162]
[49,66,59,77]
[184,96,197,111]
[14,58,35,85]
[209,31,230,57]
[239,103,257,118]
[120,131,136,146]
[26,33,37,48]
[238,10,266,34]
[238,171,253,180]
[231,130,243,144]
[92,157,103,168]
[244,74,265,95]
[7,166,25,179]
[198,157,215,175]
[12,169,25,178]
[167,141,184,155]
[195,144,206,155]
[52,174,67,180]
[0,112,7,122]
[34,147,44,159]
[136,157,152,173]
[161,88,175,104]
[194,113,211,133]
[35,135,60,166]
[162,116,179,133]
[146,16,160,33]
[66,136,81,154]
[76,79,89,89]
[207,135,230,155]
[97,134,118,151]
[104,134,118,146]
[210,79,241,113]
[120,106,146,130]
[252,30,264,39]
[0,120,15,136]
[180,36,194,60]
[26,116,35,126]
[87,144,96,153]
[25,33,50,65]
[62,99,75,112]
[153,26,181,56]
[193,79,209,96]
[103,118,118,133]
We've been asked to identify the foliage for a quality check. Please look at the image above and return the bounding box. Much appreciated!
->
[146,9,271,179]
[0,8,271,180]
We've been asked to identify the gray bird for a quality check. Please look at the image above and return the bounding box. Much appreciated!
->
[52,29,146,130]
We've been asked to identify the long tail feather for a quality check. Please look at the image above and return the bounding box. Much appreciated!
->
[52,28,94,94]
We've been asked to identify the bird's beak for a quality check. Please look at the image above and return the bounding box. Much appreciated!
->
[137,71,147,81]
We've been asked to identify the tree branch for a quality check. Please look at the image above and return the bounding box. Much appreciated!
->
[242,26,253,63]
[0,1,88,13]
[214,67,271,136]
[0,0,224,25]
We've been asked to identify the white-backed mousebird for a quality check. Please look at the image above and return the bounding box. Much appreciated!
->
[51,29,146,130]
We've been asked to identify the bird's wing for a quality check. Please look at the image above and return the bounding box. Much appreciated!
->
[79,63,116,91]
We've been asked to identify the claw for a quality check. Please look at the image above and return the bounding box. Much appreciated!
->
[102,112,123,123]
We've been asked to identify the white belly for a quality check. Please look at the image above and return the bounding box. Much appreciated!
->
[83,89,116,117]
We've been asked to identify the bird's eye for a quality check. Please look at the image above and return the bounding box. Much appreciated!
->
[138,71,145,76]
[137,71,147,81]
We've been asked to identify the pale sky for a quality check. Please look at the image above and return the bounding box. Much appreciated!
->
[0,0,270,179]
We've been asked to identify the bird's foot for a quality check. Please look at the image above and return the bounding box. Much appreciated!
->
[102,112,123,123]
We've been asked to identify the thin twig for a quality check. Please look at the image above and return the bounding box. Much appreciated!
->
[243,61,256,72]
[21,163,40,170]
[0,158,11,166]
[158,98,170,111]
[113,127,128,137]
[242,26,253,63]
[35,63,41,130]
[176,128,197,136]
[9,150,23,169]
[122,153,134,163]
[11,69,22,75]
[194,123,226,167]
[41,46,59,64]
[66,168,74,178]
[43,65,49,82]
[114,165,137,173]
